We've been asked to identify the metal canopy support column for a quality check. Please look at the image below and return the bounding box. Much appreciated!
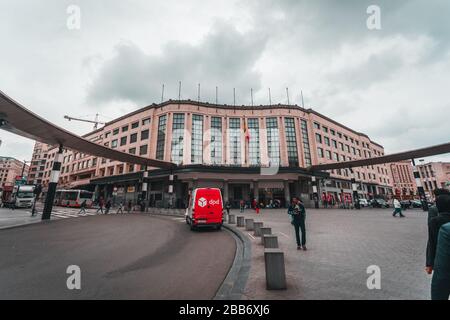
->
[42,144,63,220]
[311,176,319,209]
[350,168,360,209]
[412,159,429,211]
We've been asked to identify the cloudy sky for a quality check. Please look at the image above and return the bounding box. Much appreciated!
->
[0,0,449,163]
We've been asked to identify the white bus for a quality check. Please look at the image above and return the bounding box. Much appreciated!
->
[55,190,94,208]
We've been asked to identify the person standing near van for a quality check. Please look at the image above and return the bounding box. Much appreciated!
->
[392,198,405,217]
[225,201,231,216]
[239,200,245,213]
[288,197,307,250]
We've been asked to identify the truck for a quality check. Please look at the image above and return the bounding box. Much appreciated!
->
[6,185,36,209]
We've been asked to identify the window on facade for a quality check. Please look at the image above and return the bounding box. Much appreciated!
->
[330,129,336,136]
[122,125,129,132]
[247,118,260,165]
[171,113,185,164]
[333,153,339,161]
[323,126,328,133]
[141,129,149,140]
[337,132,342,138]
[228,118,241,165]
[210,117,222,165]
[314,122,320,129]
[156,115,167,160]
[191,115,203,164]
[130,133,137,143]
[139,145,148,156]
[324,136,330,146]
[326,150,332,160]
[300,119,312,167]
[285,118,298,167]
[113,128,119,135]
[120,136,127,146]
[332,139,337,149]
[129,147,136,155]
[266,118,280,166]
[317,147,324,158]
[315,133,322,144]
[111,139,118,148]
[142,118,151,126]
[105,132,111,138]
[131,122,139,129]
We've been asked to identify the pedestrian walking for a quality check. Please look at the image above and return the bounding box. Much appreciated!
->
[78,200,87,215]
[105,199,112,214]
[225,201,231,215]
[116,201,124,214]
[255,202,260,214]
[127,200,133,214]
[96,197,104,214]
[288,197,307,250]
[239,200,245,213]
[392,198,404,217]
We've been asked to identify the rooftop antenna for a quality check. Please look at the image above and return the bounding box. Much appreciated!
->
[251,88,254,107]
[161,84,165,103]
[178,81,181,109]
[286,87,290,105]
[215,86,218,105]
[233,88,236,107]
[301,90,305,108]
[197,83,201,110]
[268,88,272,105]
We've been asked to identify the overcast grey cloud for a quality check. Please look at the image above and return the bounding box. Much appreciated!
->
[0,0,449,162]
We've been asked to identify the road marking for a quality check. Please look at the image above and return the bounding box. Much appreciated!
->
[247,233,255,240]
[278,232,290,238]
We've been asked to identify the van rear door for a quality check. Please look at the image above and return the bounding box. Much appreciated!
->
[194,188,223,225]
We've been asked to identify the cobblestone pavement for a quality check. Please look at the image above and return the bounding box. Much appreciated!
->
[232,207,431,300]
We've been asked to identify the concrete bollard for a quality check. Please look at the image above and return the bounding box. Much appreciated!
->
[228,214,236,224]
[245,218,254,231]
[264,249,286,290]
[253,222,263,236]
[263,235,278,248]
[237,216,245,227]
[259,227,272,242]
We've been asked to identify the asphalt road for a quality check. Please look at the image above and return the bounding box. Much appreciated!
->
[0,214,236,299]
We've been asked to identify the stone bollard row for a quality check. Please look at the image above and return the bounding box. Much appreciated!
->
[237,216,245,227]
[245,218,254,231]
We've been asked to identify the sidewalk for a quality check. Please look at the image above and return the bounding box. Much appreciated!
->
[232,207,430,300]
[0,207,42,229]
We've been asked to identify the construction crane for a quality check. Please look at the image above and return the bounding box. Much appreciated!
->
[64,113,106,130]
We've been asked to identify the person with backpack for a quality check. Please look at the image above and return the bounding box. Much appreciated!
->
[288,197,307,250]
[96,197,104,214]
[225,201,231,216]
[239,200,245,213]
[78,200,87,215]
[105,199,112,214]
[116,201,124,214]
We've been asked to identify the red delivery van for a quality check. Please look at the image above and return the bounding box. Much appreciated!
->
[185,188,224,230]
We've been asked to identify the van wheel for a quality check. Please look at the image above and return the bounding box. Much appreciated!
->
[190,224,196,231]
[216,225,222,231]
[185,217,189,225]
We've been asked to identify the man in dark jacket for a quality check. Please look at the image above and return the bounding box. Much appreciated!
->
[426,194,450,274]
[431,222,450,300]
[288,197,307,251]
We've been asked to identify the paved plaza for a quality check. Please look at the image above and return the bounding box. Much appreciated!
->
[235,207,431,300]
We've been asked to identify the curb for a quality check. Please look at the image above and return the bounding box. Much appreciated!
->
[214,223,252,300]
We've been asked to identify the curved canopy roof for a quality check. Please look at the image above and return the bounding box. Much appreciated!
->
[308,142,450,171]
[0,90,176,169]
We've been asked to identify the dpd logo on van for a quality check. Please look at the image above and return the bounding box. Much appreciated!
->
[198,197,207,208]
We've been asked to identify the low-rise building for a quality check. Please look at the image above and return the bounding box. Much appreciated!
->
[0,156,29,187]
[388,161,417,199]
[417,161,450,199]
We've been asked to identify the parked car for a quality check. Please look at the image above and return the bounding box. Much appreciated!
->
[358,199,369,207]
[400,200,411,209]
[371,198,389,208]
[410,200,423,208]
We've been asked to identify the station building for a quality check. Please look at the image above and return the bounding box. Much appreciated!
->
[30,101,393,208]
